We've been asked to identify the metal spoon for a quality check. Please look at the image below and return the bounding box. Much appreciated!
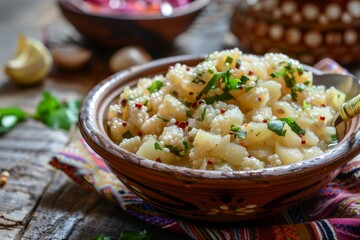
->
[313,73,360,140]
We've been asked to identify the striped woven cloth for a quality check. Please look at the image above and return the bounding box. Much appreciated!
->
[51,59,360,240]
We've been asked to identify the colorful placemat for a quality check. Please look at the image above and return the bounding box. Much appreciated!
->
[50,59,360,240]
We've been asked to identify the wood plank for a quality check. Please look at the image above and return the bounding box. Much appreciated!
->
[21,171,189,240]
[0,121,69,240]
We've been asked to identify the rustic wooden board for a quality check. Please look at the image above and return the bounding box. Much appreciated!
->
[0,120,68,240]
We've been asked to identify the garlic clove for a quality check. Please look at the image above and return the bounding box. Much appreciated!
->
[4,34,52,86]
[109,46,152,73]
[52,45,92,70]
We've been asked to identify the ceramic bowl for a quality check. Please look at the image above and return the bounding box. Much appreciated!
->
[57,0,210,50]
[230,0,360,64]
[79,55,360,223]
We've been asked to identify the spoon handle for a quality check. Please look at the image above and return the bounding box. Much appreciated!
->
[340,94,360,121]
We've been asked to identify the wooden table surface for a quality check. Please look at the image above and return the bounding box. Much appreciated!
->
[0,1,359,240]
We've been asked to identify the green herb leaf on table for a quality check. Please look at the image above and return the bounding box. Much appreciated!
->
[33,91,80,130]
[0,91,81,135]
[0,107,27,134]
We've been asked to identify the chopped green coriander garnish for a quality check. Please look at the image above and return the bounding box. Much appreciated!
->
[271,62,308,101]
[302,100,312,110]
[279,117,305,135]
[203,90,234,104]
[183,140,190,153]
[197,108,207,121]
[267,119,287,136]
[186,109,191,118]
[122,130,134,139]
[157,115,169,122]
[147,80,163,93]
[331,134,338,142]
[165,144,186,157]
[154,142,162,150]
[267,117,305,136]
[225,56,233,65]
[230,125,247,139]
[196,72,222,100]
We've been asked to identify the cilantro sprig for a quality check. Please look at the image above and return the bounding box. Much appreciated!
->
[271,62,306,101]
[0,108,27,134]
[0,91,81,135]
[267,117,305,136]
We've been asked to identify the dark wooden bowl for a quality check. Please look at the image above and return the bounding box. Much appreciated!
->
[57,0,210,50]
[79,55,360,223]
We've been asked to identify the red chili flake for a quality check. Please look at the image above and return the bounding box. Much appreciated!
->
[229,131,234,135]
[321,104,326,107]
[121,99,127,107]
[257,96,262,101]
[298,134,303,138]
[301,140,306,145]
[135,103,142,109]
[319,116,326,121]
[298,69,304,75]
[122,122,127,127]
[177,121,189,129]
[186,66,190,71]
[262,119,267,123]
[248,70,254,76]
[220,109,226,114]
[137,131,143,137]
[198,100,205,105]
[207,160,213,165]
[191,102,197,108]
[156,157,162,162]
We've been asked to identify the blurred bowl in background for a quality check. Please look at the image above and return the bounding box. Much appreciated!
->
[57,0,210,51]
[230,0,360,64]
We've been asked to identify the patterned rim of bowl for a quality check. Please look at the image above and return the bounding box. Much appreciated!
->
[58,0,211,20]
[79,54,360,181]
